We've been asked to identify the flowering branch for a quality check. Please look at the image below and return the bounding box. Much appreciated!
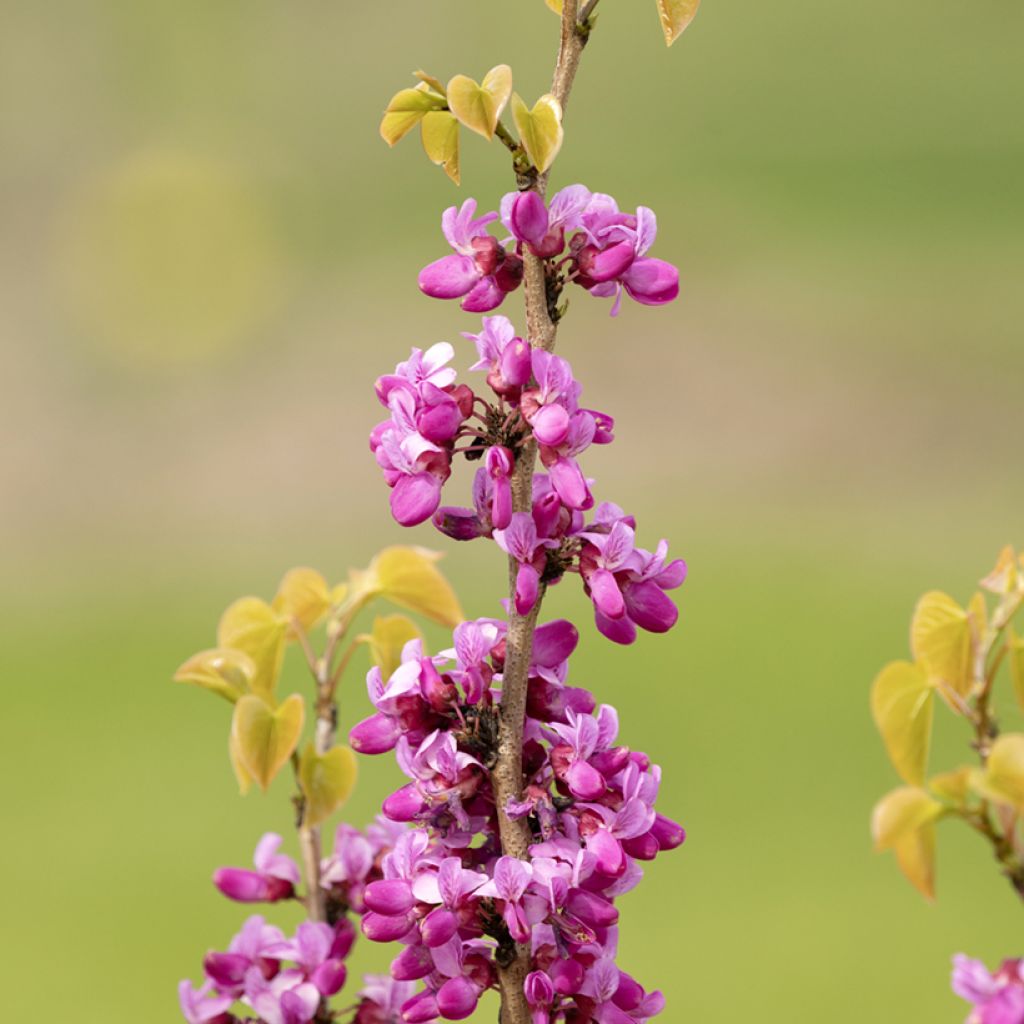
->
[493,4,590,1020]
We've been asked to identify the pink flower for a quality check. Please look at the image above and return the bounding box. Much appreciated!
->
[418,200,523,312]
[213,833,300,903]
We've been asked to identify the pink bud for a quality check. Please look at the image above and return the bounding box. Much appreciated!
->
[349,713,401,755]
[391,943,434,981]
[418,254,479,298]
[419,906,459,947]
[549,957,585,995]
[362,911,413,943]
[311,958,347,997]
[400,991,439,1023]
[436,976,480,1020]
[500,337,532,387]
[565,889,619,929]
[531,403,571,447]
[383,784,426,822]
[364,879,415,916]
[651,813,686,851]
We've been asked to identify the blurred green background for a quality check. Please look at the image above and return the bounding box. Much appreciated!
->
[1,0,1022,1019]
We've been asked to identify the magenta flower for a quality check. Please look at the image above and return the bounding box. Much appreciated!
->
[178,981,233,1024]
[418,200,523,312]
[477,856,535,943]
[354,975,425,1024]
[953,955,1024,1024]
[203,914,286,997]
[501,184,592,259]
[574,196,679,316]
[213,833,300,903]
[494,512,557,614]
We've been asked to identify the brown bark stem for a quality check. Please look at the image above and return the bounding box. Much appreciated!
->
[299,625,344,923]
[494,1,591,1020]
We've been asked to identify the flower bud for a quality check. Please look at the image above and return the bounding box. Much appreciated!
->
[436,976,480,1020]
[349,713,401,755]
[364,879,415,916]
[391,943,434,981]
[362,911,413,943]
[400,990,439,1023]
[419,906,459,947]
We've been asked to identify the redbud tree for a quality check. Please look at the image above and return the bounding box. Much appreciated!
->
[869,546,1024,1020]
[174,4,701,1023]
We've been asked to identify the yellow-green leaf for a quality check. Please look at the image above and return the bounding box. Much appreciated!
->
[870,660,934,785]
[273,567,331,637]
[894,820,936,900]
[217,597,287,698]
[380,84,446,147]
[545,0,563,12]
[510,93,564,175]
[299,743,358,827]
[413,70,447,97]
[656,0,701,46]
[362,614,423,680]
[871,786,942,851]
[910,591,972,699]
[980,734,1024,812]
[447,66,512,140]
[929,766,973,804]
[364,546,464,628]
[174,647,255,703]
[980,545,1019,595]
[421,111,460,184]
[1009,627,1024,712]
[231,693,305,792]
[229,727,254,795]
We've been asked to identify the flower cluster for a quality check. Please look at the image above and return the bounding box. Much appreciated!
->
[350,624,685,1022]
[372,312,686,645]
[180,824,410,1024]
[953,955,1024,1024]
[419,187,679,317]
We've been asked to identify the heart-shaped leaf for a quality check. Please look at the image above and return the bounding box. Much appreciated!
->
[229,727,254,795]
[511,93,564,175]
[363,546,464,627]
[380,84,446,147]
[231,693,305,792]
[174,647,255,703]
[979,734,1024,812]
[421,111,460,184]
[217,597,287,698]
[299,743,358,827]
[911,591,972,699]
[894,820,937,900]
[656,0,701,46]
[871,787,942,852]
[870,660,934,785]
[273,567,331,637]
[447,65,512,140]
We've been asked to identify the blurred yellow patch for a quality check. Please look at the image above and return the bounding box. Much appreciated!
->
[870,660,934,786]
[231,693,305,792]
[298,743,358,827]
[56,148,287,368]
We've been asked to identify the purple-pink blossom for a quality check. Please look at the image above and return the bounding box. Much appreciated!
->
[953,955,1024,1024]
[418,200,524,312]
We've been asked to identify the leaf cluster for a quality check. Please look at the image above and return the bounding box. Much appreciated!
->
[870,546,1024,899]
[173,547,464,827]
